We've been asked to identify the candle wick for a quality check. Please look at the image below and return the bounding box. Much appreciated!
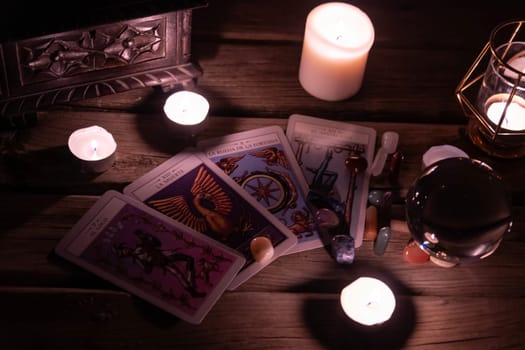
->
[336,34,343,41]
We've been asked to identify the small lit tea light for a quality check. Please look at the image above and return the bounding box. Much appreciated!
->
[68,125,117,173]
[340,277,396,326]
[485,94,525,131]
[163,90,210,126]
[298,2,374,101]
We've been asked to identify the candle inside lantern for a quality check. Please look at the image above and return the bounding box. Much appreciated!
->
[484,94,525,131]
[298,2,374,101]
[68,125,117,173]
[457,21,525,158]
[503,51,525,81]
[340,277,396,326]
[163,90,210,126]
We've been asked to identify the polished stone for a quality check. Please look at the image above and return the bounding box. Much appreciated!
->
[403,240,430,264]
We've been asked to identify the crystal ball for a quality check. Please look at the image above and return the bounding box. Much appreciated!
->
[405,157,512,264]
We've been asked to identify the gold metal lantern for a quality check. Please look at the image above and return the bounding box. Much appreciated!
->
[456,20,525,158]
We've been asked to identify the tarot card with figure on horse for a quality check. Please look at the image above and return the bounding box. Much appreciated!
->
[196,125,323,254]
[54,190,245,324]
[286,114,376,248]
[123,152,297,290]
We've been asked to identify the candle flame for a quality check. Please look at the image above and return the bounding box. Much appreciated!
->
[485,94,525,131]
[90,139,100,160]
[340,277,396,326]
[335,20,345,42]
[366,288,382,308]
[163,91,209,126]
[90,139,98,152]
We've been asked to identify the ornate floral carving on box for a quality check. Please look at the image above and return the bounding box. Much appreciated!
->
[0,0,207,127]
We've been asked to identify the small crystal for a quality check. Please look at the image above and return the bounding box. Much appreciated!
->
[316,208,340,228]
[403,240,430,264]
[368,190,384,206]
[331,235,355,264]
[374,227,391,256]
[250,236,274,263]
[364,205,378,241]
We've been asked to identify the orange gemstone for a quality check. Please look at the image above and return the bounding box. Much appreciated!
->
[403,240,430,264]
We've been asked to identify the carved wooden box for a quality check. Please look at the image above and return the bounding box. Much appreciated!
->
[0,0,207,126]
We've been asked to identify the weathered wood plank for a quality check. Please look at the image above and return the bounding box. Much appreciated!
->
[1,287,524,350]
[60,43,475,123]
[2,112,524,200]
[1,192,524,297]
[49,0,525,120]
[192,0,521,51]
[1,2,525,348]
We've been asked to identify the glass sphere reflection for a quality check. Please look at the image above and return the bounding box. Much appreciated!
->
[405,157,512,264]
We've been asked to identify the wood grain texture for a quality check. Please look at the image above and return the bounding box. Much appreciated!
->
[1,288,524,350]
[1,0,525,348]
[55,0,525,123]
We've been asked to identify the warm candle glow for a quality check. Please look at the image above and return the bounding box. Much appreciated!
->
[331,19,351,46]
[163,90,210,126]
[89,139,99,160]
[68,125,117,173]
[503,51,525,81]
[340,277,396,326]
[485,94,525,131]
[299,2,374,101]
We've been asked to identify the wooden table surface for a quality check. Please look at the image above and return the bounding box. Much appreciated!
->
[1,1,525,349]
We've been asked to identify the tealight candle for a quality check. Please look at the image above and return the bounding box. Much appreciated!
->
[68,125,117,173]
[340,277,396,326]
[485,94,525,131]
[163,90,210,126]
[298,2,375,101]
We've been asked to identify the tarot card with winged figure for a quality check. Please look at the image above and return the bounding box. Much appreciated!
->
[124,152,297,289]
[197,125,323,254]
[55,190,245,324]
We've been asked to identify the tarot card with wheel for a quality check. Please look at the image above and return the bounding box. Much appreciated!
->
[197,125,323,254]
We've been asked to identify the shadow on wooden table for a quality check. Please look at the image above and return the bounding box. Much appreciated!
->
[293,262,416,349]
[0,145,120,193]
[303,295,416,350]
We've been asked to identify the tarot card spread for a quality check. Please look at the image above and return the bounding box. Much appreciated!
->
[124,152,297,290]
[286,114,376,248]
[55,190,245,325]
[197,125,323,254]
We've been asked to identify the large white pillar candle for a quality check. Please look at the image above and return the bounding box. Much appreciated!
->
[340,277,396,326]
[299,2,375,101]
[163,90,210,126]
[68,125,117,173]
